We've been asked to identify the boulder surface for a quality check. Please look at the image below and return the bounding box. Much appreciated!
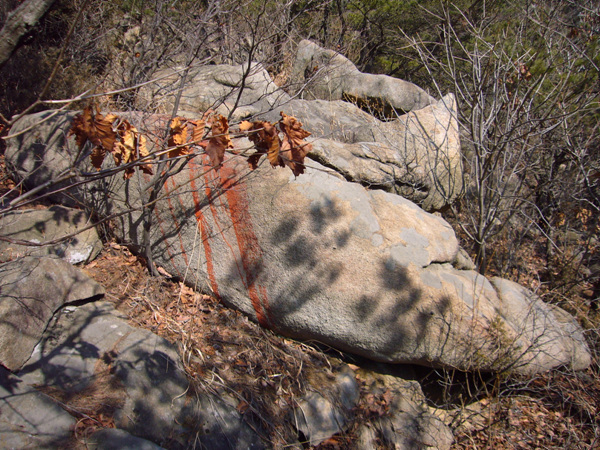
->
[289,39,435,114]
[0,205,102,264]
[0,367,75,448]
[0,256,104,371]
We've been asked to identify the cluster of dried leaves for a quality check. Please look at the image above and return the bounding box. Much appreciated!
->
[241,112,313,176]
[69,106,153,179]
[165,113,232,167]
[69,107,313,179]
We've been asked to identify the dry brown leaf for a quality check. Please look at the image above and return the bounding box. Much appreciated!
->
[90,146,107,171]
[113,120,152,179]
[167,117,190,159]
[189,119,206,144]
[204,114,232,168]
[241,120,283,170]
[69,106,119,170]
[279,112,312,176]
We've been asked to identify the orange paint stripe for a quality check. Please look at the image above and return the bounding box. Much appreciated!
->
[203,157,246,282]
[188,159,220,297]
[218,163,271,328]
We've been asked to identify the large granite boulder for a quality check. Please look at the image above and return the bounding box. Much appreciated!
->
[4,110,591,376]
[289,39,435,115]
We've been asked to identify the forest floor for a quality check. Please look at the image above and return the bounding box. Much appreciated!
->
[78,242,600,449]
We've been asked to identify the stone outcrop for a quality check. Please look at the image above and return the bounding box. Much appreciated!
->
[138,41,462,210]
[0,256,104,371]
[0,257,455,448]
[5,110,591,376]
[256,94,463,211]
[289,39,436,114]
[16,298,266,448]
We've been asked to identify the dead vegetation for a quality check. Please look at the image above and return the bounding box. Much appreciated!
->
[36,347,127,447]
[82,242,349,447]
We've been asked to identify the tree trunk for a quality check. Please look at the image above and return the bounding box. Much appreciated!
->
[0,0,57,69]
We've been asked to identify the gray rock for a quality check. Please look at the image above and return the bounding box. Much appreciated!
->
[292,366,359,446]
[86,428,166,450]
[357,370,453,450]
[19,301,265,449]
[183,390,266,450]
[290,40,435,115]
[4,110,86,207]
[5,111,591,375]
[19,301,190,447]
[256,95,464,211]
[491,277,591,375]
[0,205,102,264]
[138,62,291,120]
[0,256,104,371]
[0,366,76,448]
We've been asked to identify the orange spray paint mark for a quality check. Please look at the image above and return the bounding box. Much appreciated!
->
[203,157,246,283]
[188,159,220,298]
[218,163,271,328]
[185,156,271,327]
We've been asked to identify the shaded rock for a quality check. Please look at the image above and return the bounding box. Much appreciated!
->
[19,300,265,449]
[0,366,75,448]
[5,111,591,375]
[292,366,359,446]
[290,40,435,115]
[183,390,266,450]
[4,110,86,208]
[0,205,102,264]
[0,256,104,371]
[356,368,453,450]
[86,428,166,450]
[19,301,190,447]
